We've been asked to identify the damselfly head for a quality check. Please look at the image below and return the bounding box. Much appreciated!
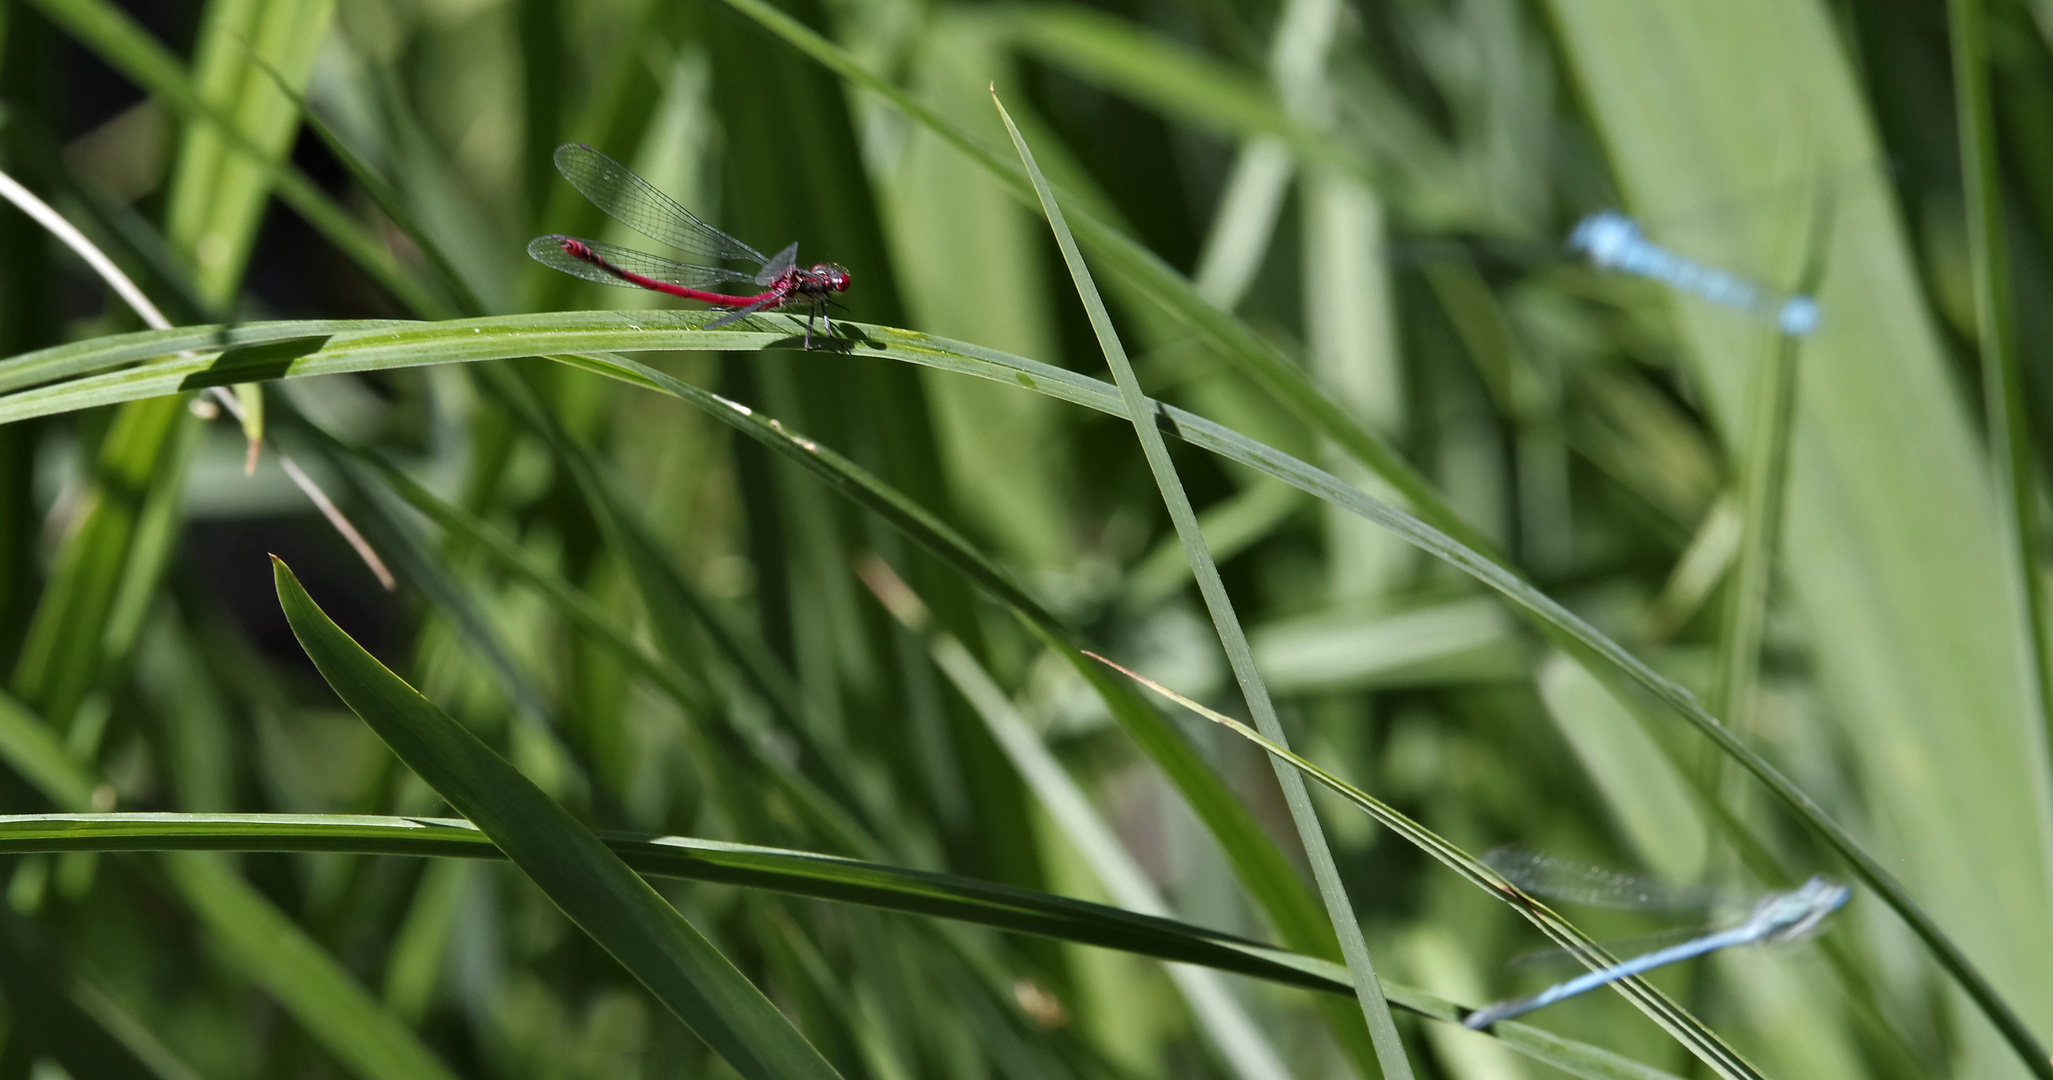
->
[812,264,851,291]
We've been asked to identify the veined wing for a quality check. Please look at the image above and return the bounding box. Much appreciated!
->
[527,236,763,291]
[1484,847,1717,913]
[755,242,799,285]
[706,293,784,329]
[552,144,768,265]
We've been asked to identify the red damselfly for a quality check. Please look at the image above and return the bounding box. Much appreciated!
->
[529,144,851,348]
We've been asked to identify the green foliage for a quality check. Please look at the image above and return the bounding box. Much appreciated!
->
[3,0,2052,1078]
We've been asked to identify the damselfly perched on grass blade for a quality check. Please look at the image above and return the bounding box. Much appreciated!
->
[1463,850,1852,1029]
[529,144,852,349]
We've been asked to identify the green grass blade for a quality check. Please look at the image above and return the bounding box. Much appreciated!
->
[0,810,1687,1080]
[270,556,846,1080]
[0,810,1340,991]
[163,0,332,303]
[991,89,1415,1080]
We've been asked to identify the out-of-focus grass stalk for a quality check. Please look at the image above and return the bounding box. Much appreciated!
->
[1950,0,2053,897]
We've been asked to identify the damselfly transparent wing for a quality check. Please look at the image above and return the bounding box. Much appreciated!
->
[706,293,784,329]
[1484,848,1719,913]
[1388,157,1897,272]
[552,144,769,265]
[754,242,799,285]
[527,236,763,291]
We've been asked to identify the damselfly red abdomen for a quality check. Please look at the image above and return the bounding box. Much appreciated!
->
[529,144,851,349]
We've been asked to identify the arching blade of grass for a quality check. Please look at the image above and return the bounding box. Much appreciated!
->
[0,810,1685,1080]
[0,315,2027,1063]
[271,557,845,1080]
[991,89,1414,1080]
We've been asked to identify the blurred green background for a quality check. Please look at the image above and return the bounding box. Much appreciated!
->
[2,0,2052,1077]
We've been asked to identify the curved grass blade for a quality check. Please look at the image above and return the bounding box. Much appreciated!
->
[271,557,845,1080]
[0,314,2025,1065]
[0,811,1686,1080]
[992,88,1413,1080]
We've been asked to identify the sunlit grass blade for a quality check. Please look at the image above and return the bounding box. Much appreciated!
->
[271,556,846,1080]
[991,86,1415,1077]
